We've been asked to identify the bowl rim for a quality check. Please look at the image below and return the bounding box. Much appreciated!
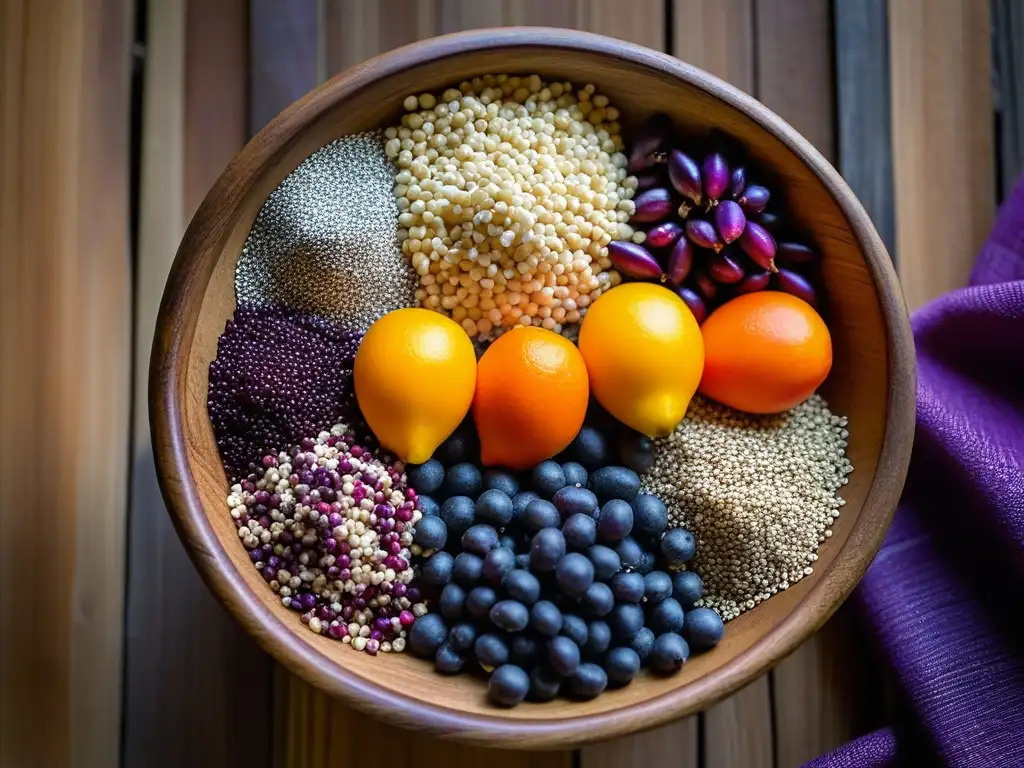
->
[150,26,916,749]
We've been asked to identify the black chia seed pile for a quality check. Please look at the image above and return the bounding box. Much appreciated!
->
[207,306,362,482]
[234,131,418,332]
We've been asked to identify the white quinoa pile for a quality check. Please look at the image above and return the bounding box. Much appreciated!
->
[386,74,637,341]
[642,395,853,621]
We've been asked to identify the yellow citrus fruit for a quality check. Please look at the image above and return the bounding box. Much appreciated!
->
[578,282,704,437]
[474,327,589,470]
[354,308,476,463]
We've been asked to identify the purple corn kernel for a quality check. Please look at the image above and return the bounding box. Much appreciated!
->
[694,268,719,299]
[392,583,407,598]
[739,221,778,272]
[729,166,747,198]
[328,512,343,527]
[406,587,422,602]
[686,219,724,252]
[607,240,663,280]
[708,251,745,284]
[318,606,333,622]
[299,592,317,612]
[666,237,694,287]
[399,610,416,627]
[715,200,746,244]
[675,286,707,324]
[777,241,817,264]
[738,184,770,214]
[324,538,338,552]
[328,623,346,639]
[628,113,672,173]
[735,269,772,294]
[631,188,674,223]
[261,567,276,582]
[702,152,730,201]
[756,211,781,234]
[776,269,819,307]
[646,221,683,249]
[249,549,264,564]
[635,170,663,193]
[668,150,702,205]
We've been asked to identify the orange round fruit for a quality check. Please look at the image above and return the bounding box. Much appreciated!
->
[699,292,832,414]
[473,327,589,469]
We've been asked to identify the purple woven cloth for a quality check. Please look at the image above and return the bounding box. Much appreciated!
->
[806,177,1024,767]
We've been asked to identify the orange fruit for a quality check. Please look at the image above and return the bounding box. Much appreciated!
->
[473,327,589,469]
[699,292,832,414]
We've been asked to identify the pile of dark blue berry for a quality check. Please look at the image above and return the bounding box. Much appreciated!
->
[405,413,725,707]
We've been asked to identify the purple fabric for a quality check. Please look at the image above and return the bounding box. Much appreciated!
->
[808,177,1024,767]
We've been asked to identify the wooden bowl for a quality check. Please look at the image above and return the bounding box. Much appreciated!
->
[150,28,915,749]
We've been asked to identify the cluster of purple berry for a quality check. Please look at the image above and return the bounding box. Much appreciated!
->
[226,424,427,655]
[609,114,821,322]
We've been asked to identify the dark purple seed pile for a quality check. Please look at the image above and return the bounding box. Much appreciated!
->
[208,306,362,482]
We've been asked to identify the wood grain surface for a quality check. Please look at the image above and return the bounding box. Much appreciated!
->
[889,0,996,310]
[122,1,272,766]
[0,1,133,765]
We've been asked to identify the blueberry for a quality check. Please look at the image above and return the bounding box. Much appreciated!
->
[683,607,725,651]
[461,524,499,556]
[482,547,516,585]
[672,570,704,609]
[408,613,448,657]
[628,626,656,662]
[555,552,594,597]
[474,489,513,527]
[644,571,674,604]
[651,633,690,673]
[523,499,560,532]
[509,633,542,668]
[452,552,483,587]
[474,633,509,667]
[440,583,467,620]
[631,493,668,538]
[440,496,475,537]
[561,462,588,488]
[503,569,541,605]
[552,486,599,520]
[514,552,531,570]
[531,461,566,498]
[560,615,589,649]
[613,535,644,568]
[661,528,696,566]
[448,622,478,652]
[498,534,517,551]
[590,466,641,503]
[466,585,498,619]
[529,528,566,572]
[604,646,641,685]
[417,495,440,517]
[435,427,476,467]
[413,515,447,550]
[483,469,519,497]
[547,635,581,676]
[562,513,597,550]
[586,545,621,581]
[529,665,562,702]
[581,581,614,616]
[582,620,611,657]
[434,643,465,674]
[511,491,539,523]
[609,603,645,640]
[633,551,657,575]
[597,499,634,542]
[488,664,530,707]
[530,600,564,637]
[442,462,482,499]
[568,663,608,699]
[407,459,445,495]
[649,598,685,634]
[419,551,454,587]
[618,432,655,474]
[490,600,530,632]
[564,426,609,469]
[610,571,645,602]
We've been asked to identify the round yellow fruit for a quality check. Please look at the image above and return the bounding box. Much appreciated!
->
[578,283,704,437]
[354,308,477,463]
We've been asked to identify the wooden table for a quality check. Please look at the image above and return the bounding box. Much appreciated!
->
[2,1,1014,766]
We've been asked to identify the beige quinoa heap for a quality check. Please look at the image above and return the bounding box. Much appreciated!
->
[385,75,638,341]
[642,395,854,621]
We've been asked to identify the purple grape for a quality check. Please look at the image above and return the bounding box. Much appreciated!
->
[607,241,663,280]
[635,170,664,193]
[776,269,818,307]
[666,237,694,287]
[632,188,673,223]
[777,242,817,264]
[702,152,729,201]
[739,221,777,272]
[708,252,744,284]
[685,219,723,252]
[646,221,683,249]
[693,268,718,300]
[628,113,672,173]
[675,286,707,324]
[715,200,746,244]
[734,269,771,294]
[729,166,747,198]
[667,150,702,206]
[738,184,770,213]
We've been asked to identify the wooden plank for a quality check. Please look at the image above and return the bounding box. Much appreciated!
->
[122,1,268,766]
[704,678,774,768]
[580,719,699,767]
[834,0,895,253]
[581,0,664,50]
[889,0,995,310]
[250,0,320,132]
[0,0,133,765]
[673,0,755,93]
[993,0,1024,199]
[325,0,431,76]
